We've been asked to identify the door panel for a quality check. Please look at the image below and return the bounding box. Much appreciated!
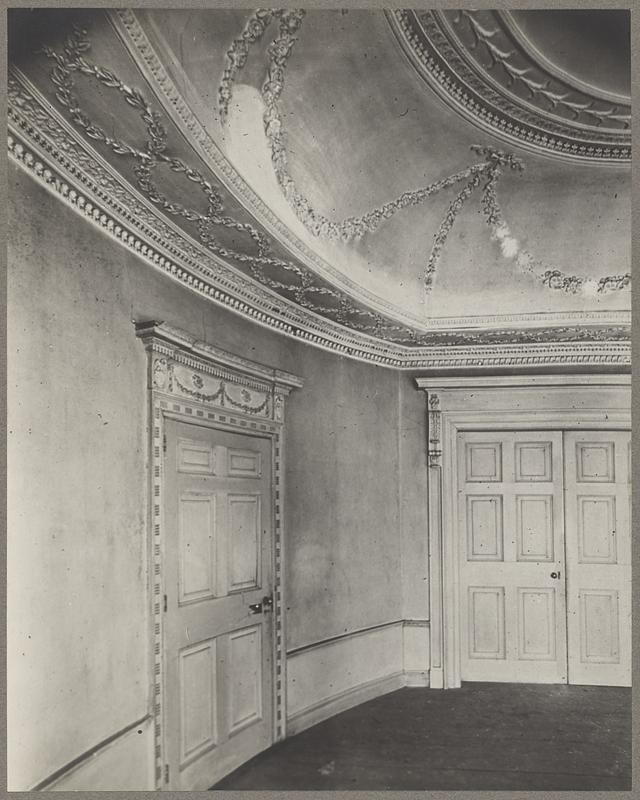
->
[565,431,631,686]
[515,441,552,482]
[468,586,505,659]
[164,419,274,789]
[466,495,503,561]
[228,626,263,732]
[577,496,617,563]
[459,431,567,683]
[517,588,556,660]
[579,590,620,663]
[227,494,261,591]
[178,491,217,604]
[516,495,554,561]
[179,639,217,764]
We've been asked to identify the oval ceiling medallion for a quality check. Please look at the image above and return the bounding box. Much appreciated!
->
[388,9,630,164]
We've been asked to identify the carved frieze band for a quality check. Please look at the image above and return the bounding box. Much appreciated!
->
[136,321,302,423]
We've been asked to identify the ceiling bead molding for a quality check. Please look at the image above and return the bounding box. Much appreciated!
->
[388,10,630,165]
[217,10,630,297]
[7,17,630,371]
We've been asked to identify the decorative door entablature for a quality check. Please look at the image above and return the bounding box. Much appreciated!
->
[135,320,303,424]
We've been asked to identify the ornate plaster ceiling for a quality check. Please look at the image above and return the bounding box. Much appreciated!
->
[390,10,630,163]
[8,8,631,369]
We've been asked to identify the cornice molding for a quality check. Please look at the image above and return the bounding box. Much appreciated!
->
[8,69,630,372]
[388,9,630,165]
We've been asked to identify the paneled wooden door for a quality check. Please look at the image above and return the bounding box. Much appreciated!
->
[564,431,631,686]
[163,418,274,790]
[458,429,631,687]
[458,431,568,683]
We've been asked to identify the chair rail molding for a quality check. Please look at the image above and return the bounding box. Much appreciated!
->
[415,374,631,690]
[135,321,302,788]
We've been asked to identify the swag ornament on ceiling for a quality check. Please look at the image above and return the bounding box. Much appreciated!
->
[17,21,480,346]
[217,9,630,299]
[7,8,630,369]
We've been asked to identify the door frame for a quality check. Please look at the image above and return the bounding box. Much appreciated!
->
[135,321,303,789]
[415,375,631,690]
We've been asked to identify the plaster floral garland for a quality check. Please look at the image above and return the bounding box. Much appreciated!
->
[219,9,277,122]
[218,9,631,297]
[175,376,271,414]
[38,22,434,337]
[477,149,631,295]
[35,16,629,352]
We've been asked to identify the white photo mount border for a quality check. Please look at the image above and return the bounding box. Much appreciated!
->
[135,320,303,788]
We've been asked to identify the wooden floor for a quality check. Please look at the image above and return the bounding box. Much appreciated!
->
[213,683,631,791]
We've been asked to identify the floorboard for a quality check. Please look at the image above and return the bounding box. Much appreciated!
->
[212,682,631,791]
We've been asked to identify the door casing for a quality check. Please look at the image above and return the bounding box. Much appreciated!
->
[415,375,631,690]
[136,321,303,789]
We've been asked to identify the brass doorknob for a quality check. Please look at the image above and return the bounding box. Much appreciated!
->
[248,594,273,615]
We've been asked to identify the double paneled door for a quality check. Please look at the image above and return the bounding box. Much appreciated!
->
[458,430,630,687]
[163,419,274,789]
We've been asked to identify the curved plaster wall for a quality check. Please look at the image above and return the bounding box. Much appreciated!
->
[8,162,428,790]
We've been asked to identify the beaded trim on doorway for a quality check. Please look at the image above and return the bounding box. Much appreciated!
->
[217,8,631,298]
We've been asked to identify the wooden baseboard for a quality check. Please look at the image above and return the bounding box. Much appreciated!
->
[287,671,406,736]
[404,670,430,687]
[429,666,444,689]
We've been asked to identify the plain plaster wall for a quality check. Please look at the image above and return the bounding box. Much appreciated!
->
[399,374,430,623]
[285,352,402,648]
[7,162,414,789]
